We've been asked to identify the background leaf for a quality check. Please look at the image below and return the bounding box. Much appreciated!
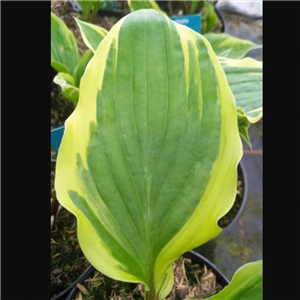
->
[237,108,251,148]
[51,12,80,74]
[53,72,79,104]
[73,49,94,87]
[204,33,262,59]
[201,1,218,34]
[51,61,70,74]
[76,1,101,22]
[219,57,262,123]
[189,0,204,14]
[75,18,108,53]
[128,0,167,14]
[201,260,262,300]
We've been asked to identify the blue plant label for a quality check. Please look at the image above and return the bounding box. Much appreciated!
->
[51,126,65,155]
[171,14,201,34]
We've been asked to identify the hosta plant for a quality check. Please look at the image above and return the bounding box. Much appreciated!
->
[51,12,107,104]
[55,9,259,300]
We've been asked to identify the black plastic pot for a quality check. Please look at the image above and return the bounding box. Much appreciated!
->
[184,250,230,287]
[97,9,127,19]
[51,264,94,300]
[51,250,229,300]
[235,161,248,225]
[213,2,226,33]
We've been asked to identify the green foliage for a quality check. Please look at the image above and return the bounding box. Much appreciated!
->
[219,57,262,124]
[77,1,101,23]
[74,0,117,19]
[204,33,262,59]
[200,1,218,33]
[128,0,166,14]
[75,17,108,53]
[189,0,204,14]
[175,1,204,15]
[201,260,262,300]
[72,49,94,87]
[53,72,79,104]
[51,12,107,104]
[237,108,251,149]
[51,12,80,74]
[204,33,262,145]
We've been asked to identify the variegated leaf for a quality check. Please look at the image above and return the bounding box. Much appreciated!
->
[55,9,242,299]
[75,18,108,53]
[202,260,262,300]
[204,33,262,59]
[220,57,262,123]
[51,12,80,74]
[53,72,79,104]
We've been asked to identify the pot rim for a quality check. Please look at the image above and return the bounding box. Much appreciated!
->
[97,9,127,19]
[184,250,230,286]
[51,264,94,300]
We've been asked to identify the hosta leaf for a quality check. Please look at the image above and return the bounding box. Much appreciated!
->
[75,18,108,53]
[219,57,262,123]
[202,260,262,300]
[55,9,242,299]
[128,0,167,14]
[237,108,251,148]
[189,0,204,15]
[73,49,94,87]
[77,1,101,21]
[201,1,218,34]
[204,33,262,59]
[53,72,79,104]
[51,12,80,74]
[51,61,70,74]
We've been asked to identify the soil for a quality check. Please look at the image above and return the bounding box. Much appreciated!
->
[51,83,75,129]
[51,209,90,297]
[71,256,222,300]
